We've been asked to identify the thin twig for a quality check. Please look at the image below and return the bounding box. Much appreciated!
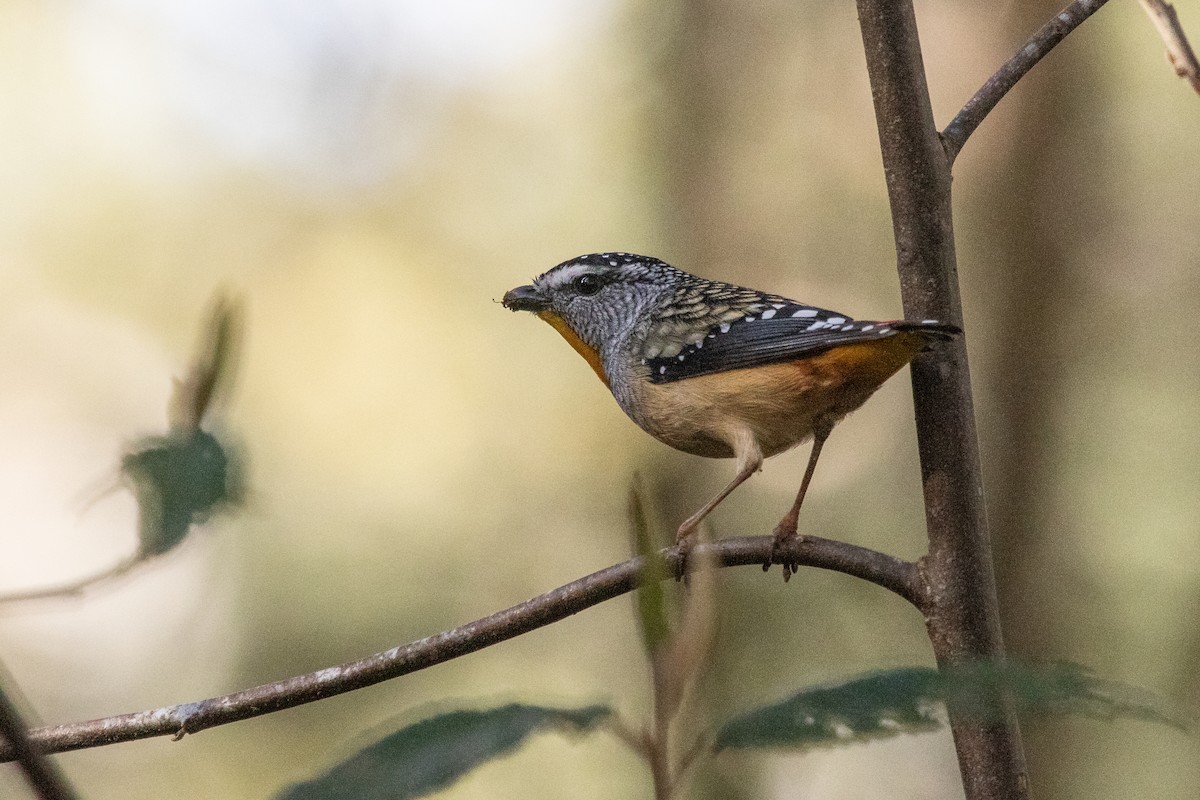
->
[1139,0,1200,93]
[942,0,1111,164]
[0,557,142,605]
[0,685,78,800]
[3,535,918,761]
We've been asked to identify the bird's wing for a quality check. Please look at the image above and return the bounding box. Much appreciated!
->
[643,301,957,384]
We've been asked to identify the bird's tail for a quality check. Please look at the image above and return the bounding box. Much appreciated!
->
[891,319,962,340]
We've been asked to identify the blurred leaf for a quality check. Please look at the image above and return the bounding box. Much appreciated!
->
[629,478,670,656]
[654,538,717,723]
[715,663,1187,752]
[122,428,241,556]
[122,292,245,557]
[938,661,1189,731]
[169,294,243,432]
[276,704,613,800]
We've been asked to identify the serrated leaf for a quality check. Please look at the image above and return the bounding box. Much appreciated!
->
[715,663,1187,752]
[276,704,612,800]
[629,479,670,656]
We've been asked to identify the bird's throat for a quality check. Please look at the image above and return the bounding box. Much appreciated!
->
[536,310,609,387]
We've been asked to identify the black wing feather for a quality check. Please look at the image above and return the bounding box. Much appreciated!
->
[645,304,956,384]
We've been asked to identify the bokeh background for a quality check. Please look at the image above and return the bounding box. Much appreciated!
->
[2,0,1198,797]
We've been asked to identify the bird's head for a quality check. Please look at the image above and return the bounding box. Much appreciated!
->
[503,253,681,379]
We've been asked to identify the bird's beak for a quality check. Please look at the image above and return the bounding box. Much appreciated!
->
[502,284,550,312]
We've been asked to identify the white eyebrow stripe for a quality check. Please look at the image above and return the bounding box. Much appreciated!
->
[541,263,596,290]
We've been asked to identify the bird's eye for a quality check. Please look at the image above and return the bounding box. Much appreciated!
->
[573,273,602,296]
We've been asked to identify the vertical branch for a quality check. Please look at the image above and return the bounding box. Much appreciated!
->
[0,686,78,800]
[853,2,1028,799]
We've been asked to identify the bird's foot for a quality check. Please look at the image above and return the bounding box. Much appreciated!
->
[765,519,803,583]
[674,526,696,583]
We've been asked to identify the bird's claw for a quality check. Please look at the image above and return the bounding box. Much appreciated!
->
[766,525,802,583]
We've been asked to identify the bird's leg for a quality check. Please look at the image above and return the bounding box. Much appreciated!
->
[674,429,762,581]
[768,416,835,581]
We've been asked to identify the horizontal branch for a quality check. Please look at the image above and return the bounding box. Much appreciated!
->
[942,0,1111,164]
[1139,0,1200,93]
[4,535,919,761]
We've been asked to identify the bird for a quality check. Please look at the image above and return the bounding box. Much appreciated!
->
[502,252,958,578]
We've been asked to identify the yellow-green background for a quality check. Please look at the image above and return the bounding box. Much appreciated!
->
[1,0,1197,797]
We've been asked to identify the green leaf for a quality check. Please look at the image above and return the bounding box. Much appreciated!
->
[121,428,241,556]
[276,704,612,800]
[170,293,242,431]
[715,663,1187,752]
[716,667,943,751]
[629,479,670,656]
[938,661,1188,731]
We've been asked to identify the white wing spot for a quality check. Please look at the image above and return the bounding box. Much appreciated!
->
[719,323,731,333]
[608,260,618,267]
[694,339,703,348]
[761,309,777,320]
[744,316,755,322]
[659,366,666,375]
[827,317,846,325]
[841,324,854,331]
[878,327,892,334]
[792,308,819,318]
[806,321,824,331]
[677,354,685,361]
[862,324,874,331]
[922,319,938,324]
